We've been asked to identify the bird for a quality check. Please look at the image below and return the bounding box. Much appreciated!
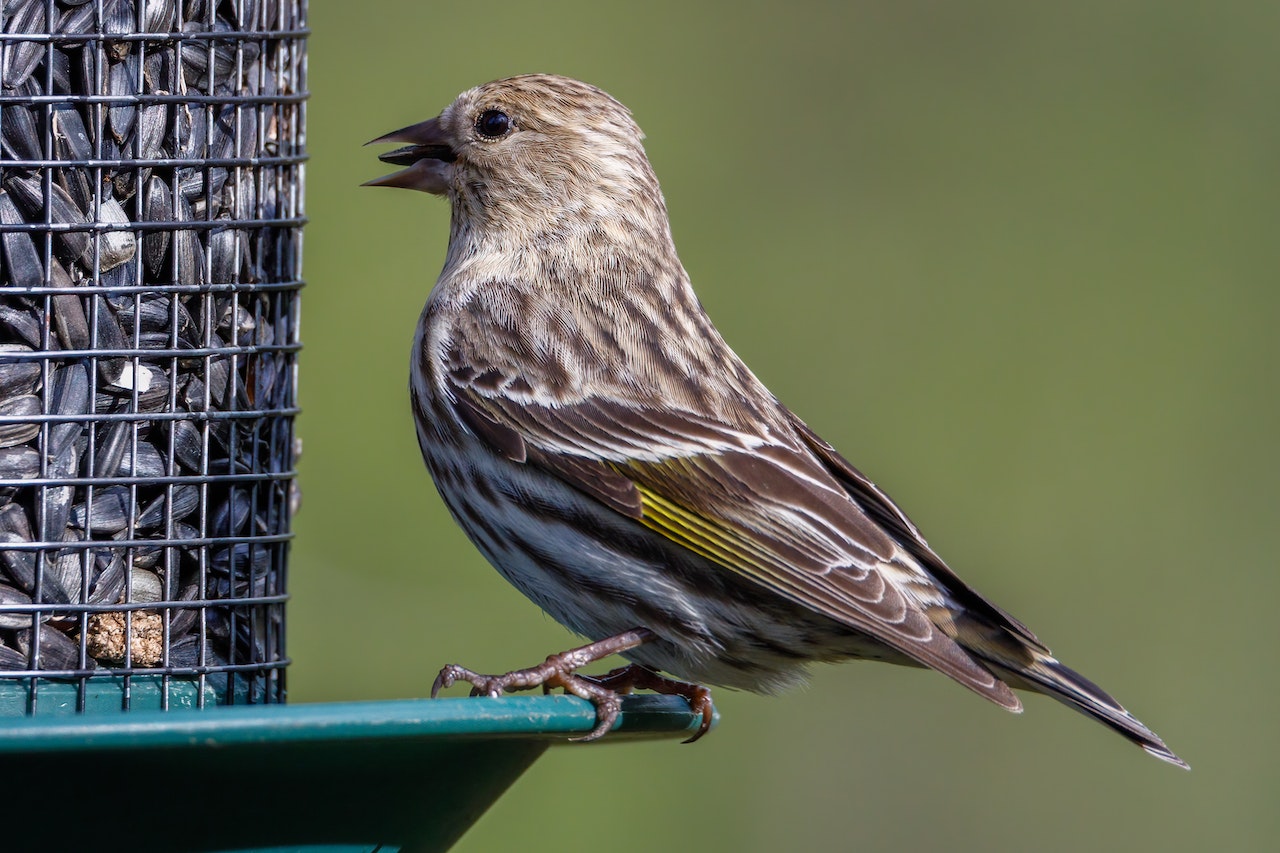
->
[366,73,1186,768]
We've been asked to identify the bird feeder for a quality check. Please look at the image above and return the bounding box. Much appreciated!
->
[0,0,302,715]
[0,4,707,851]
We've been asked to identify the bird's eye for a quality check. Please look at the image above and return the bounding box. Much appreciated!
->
[475,109,512,139]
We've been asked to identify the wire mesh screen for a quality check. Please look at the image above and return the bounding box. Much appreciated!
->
[0,0,306,712]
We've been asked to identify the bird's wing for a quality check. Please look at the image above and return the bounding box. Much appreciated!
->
[450,385,1022,710]
[786,414,1046,650]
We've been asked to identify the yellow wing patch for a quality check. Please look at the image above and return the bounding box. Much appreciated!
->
[632,483,770,573]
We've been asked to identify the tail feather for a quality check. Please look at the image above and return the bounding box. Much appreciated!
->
[982,655,1189,770]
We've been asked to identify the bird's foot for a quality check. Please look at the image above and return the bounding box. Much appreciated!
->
[580,664,716,743]
[435,625,655,737]
[432,627,684,741]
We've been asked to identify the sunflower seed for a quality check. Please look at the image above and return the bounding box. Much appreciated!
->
[51,44,74,92]
[140,176,174,275]
[169,418,203,471]
[36,538,83,606]
[92,294,128,383]
[0,395,40,448]
[129,566,163,603]
[0,305,43,347]
[0,644,30,670]
[143,0,178,34]
[52,288,92,354]
[0,447,40,481]
[88,552,126,605]
[1,103,43,162]
[117,440,167,479]
[0,583,35,630]
[93,420,131,480]
[180,20,239,79]
[6,174,92,264]
[136,484,198,528]
[0,355,40,397]
[108,56,140,145]
[96,194,138,272]
[52,106,95,213]
[49,359,90,454]
[171,194,206,284]
[70,486,132,533]
[16,624,86,672]
[167,635,202,668]
[58,4,98,37]
[137,102,168,162]
[174,101,208,160]
[211,487,250,536]
[2,0,47,89]
[114,293,194,345]
[209,227,244,283]
[101,362,167,410]
[0,190,44,290]
[52,104,92,163]
[103,0,135,60]
[41,434,83,543]
[0,502,37,591]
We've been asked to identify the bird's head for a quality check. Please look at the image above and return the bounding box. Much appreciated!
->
[367,74,667,238]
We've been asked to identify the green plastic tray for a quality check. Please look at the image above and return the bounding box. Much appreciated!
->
[0,691,710,853]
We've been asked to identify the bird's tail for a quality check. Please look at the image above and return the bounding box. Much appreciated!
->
[976,649,1189,769]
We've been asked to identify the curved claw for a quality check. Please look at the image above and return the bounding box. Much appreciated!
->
[433,663,507,698]
[557,673,625,742]
[430,664,459,698]
[681,689,716,744]
[567,700,621,742]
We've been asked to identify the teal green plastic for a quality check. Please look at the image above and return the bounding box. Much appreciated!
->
[0,675,231,716]
[0,694,712,853]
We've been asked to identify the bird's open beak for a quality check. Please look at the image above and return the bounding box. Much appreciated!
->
[363,117,455,194]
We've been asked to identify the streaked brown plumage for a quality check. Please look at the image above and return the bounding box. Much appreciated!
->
[368,74,1186,767]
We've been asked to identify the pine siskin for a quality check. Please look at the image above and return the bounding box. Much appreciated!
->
[367,74,1186,768]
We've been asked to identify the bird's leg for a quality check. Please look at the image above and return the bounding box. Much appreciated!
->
[431,627,665,741]
[580,664,716,743]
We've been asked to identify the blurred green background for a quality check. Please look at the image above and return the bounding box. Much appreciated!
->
[296,2,1276,850]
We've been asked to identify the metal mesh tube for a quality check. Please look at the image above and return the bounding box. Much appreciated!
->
[0,0,306,712]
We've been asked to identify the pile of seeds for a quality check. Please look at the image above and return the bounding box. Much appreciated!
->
[0,0,305,708]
